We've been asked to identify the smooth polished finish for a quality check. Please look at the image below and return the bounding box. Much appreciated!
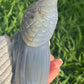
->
[0,0,58,84]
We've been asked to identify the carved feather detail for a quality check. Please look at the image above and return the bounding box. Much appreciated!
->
[0,0,58,84]
[21,0,58,47]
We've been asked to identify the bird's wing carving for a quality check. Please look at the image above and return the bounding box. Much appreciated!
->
[21,1,58,47]
[0,36,13,84]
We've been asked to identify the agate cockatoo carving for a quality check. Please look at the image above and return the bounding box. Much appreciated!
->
[0,0,58,84]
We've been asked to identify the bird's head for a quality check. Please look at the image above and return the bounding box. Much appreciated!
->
[38,0,58,6]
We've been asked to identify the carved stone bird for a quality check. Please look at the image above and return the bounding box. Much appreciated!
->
[0,0,58,84]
